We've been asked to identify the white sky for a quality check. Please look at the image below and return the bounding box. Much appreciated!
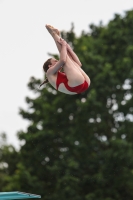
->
[0,0,133,149]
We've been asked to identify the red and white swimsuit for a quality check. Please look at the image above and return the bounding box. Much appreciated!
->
[56,72,89,94]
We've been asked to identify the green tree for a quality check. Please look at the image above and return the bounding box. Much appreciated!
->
[1,10,133,200]
[0,133,20,191]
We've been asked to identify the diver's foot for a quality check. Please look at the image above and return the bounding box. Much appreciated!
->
[45,24,60,36]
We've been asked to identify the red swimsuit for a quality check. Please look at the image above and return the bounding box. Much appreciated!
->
[56,72,89,94]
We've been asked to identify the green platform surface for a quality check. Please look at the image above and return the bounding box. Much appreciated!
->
[0,192,41,200]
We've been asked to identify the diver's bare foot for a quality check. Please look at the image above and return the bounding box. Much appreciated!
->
[45,24,60,36]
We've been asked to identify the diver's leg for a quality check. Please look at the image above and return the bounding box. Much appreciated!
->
[46,24,62,53]
[46,25,77,62]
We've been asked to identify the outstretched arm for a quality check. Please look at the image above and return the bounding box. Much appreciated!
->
[67,44,82,67]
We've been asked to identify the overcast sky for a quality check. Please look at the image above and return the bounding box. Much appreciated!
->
[0,0,133,149]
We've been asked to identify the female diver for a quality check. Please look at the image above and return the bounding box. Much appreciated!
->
[40,24,91,95]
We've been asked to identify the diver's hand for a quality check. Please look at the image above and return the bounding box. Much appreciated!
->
[58,38,67,46]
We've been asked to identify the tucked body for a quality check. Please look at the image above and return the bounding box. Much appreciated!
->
[40,25,91,95]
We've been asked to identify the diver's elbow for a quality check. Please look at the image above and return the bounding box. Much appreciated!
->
[61,58,66,65]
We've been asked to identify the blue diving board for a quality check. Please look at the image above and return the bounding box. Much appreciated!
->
[0,192,41,200]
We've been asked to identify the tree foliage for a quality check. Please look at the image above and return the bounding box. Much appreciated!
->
[1,10,133,200]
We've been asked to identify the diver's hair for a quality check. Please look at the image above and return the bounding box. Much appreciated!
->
[39,58,52,88]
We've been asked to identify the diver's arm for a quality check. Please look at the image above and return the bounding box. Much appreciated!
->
[47,39,67,75]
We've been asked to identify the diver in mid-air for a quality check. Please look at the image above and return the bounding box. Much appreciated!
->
[40,24,90,95]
